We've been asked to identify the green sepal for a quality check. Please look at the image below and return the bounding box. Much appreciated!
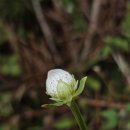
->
[74,76,87,97]
[41,101,65,108]
[49,97,62,102]
[57,80,72,99]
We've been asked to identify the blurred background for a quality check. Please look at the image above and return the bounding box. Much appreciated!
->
[0,0,130,130]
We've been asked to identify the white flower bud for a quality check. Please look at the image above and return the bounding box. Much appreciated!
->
[46,69,77,100]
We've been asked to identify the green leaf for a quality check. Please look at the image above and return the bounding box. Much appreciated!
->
[101,109,118,130]
[74,76,87,97]
[0,124,5,130]
[27,126,42,130]
[121,4,130,38]
[41,102,65,108]
[87,77,101,91]
[104,36,130,52]
[125,103,130,113]
[0,55,21,76]
[54,117,74,129]
[100,46,112,58]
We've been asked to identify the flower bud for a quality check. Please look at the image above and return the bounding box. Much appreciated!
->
[46,69,77,101]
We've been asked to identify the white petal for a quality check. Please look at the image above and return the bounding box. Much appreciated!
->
[46,74,58,96]
[46,69,73,96]
[48,69,73,83]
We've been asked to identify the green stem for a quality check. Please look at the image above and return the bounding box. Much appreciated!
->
[69,101,88,130]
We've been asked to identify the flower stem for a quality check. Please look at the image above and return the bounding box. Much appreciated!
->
[69,101,88,130]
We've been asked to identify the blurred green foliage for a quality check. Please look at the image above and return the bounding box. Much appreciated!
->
[125,103,130,113]
[0,92,13,116]
[54,117,74,129]
[101,3,130,59]
[0,0,32,20]
[0,55,21,76]
[60,0,87,32]
[87,76,101,91]
[101,109,118,130]
[0,25,7,44]
[104,36,129,52]
[0,0,130,130]
[121,4,130,39]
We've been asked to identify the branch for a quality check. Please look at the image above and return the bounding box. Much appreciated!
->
[112,51,130,86]
[74,0,90,21]
[81,98,124,110]
[32,0,61,64]
[0,19,20,53]
[80,0,103,60]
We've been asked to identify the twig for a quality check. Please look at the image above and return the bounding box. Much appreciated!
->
[0,19,20,53]
[32,0,61,64]
[80,0,103,60]
[27,32,52,61]
[112,51,130,86]
[81,98,124,110]
[74,0,90,21]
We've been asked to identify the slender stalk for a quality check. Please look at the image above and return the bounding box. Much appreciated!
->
[69,101,88,130]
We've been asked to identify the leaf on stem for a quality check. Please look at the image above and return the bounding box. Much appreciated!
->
[74,76,87,97]
[41,101,65,108]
